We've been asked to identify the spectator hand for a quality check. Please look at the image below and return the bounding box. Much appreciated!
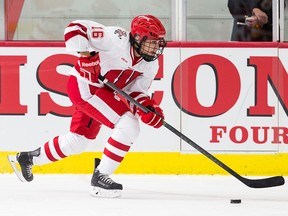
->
[245,16,259,27]
[74,54,101,83]
[252,8,268,27]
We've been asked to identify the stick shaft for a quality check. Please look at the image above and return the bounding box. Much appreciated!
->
[98,75,284,188]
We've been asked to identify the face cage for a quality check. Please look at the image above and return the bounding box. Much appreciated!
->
[134,36,167,62]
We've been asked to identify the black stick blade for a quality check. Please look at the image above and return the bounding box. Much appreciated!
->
[242,176,285,188]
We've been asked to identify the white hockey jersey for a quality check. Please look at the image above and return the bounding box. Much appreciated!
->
[64,20,159,98]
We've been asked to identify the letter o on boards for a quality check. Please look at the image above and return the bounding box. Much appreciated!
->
[171,54,241,117]
[229,126,248,143]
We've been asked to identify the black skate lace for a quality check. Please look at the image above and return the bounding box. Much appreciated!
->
[25,164,33,177]
[98,173,115,185]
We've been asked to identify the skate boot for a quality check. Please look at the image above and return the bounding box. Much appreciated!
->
[90,158,123,198]
[15,148,40,182]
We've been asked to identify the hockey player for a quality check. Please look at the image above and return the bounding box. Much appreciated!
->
[10,15,166,198]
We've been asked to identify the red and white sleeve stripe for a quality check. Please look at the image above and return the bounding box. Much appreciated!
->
[64,21,89,52]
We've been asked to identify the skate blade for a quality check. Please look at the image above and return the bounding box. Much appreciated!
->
[90,186,121,198]
[7,155,28,182]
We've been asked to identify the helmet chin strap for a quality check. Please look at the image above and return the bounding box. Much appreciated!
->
[141,53,155,62]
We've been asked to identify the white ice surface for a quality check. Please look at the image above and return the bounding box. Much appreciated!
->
[0,174,287,216]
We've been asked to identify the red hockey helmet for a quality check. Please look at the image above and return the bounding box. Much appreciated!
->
[131,15,166,40]
[130,15,166,61]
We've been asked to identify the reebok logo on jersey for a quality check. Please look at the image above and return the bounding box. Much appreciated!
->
[121,57,128,63]
[81,60,99,67]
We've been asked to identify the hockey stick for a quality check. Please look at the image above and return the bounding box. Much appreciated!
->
[99,74,285,188]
